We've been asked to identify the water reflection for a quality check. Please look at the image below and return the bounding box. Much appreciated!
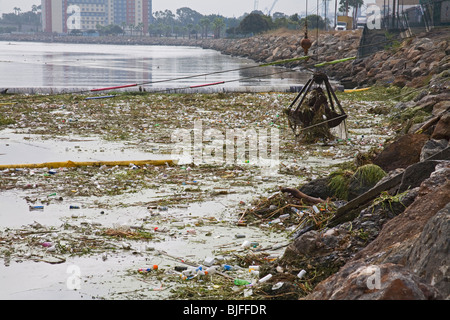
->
[0,41,309,90]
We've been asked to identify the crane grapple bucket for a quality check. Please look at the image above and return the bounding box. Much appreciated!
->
[284,72,348,143]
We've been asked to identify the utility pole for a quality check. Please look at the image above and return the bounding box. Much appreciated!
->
[392,0,396,29]
[335,0,338,28]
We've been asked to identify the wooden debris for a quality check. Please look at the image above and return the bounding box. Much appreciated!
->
[279,187,326,204]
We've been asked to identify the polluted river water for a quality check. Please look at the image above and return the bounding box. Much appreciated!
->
[0,90,395,300]
[0,41,310,92]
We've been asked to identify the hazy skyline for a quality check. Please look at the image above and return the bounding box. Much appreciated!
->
[0,0,348,18]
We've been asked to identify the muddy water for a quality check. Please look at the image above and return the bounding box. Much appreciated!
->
[0,130,170,165]
[0,41,309,90]
[0,137,296,299]
[0,188,291,300]
[0,92,395,300]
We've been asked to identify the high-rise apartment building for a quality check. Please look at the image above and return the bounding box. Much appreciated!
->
[42,0,152,34]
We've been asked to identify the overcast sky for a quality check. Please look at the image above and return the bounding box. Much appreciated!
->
[0,0,359,18]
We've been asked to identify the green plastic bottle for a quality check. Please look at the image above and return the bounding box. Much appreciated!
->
[234,279,251,286]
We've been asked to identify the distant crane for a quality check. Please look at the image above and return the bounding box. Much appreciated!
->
[267,0,279,16]
[254,0,259,11]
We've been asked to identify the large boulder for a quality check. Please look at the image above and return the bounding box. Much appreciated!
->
[405,203,450,299]
[431,112,450,140]
[353,162,450,264]
[305,261,442,300]
[398,160,445,193]
[304,162,450,299]
[372,134,429,172]
[298,177,333,200]
[420,139,449,161]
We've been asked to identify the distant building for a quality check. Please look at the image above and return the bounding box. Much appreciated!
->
[41,0,153,34]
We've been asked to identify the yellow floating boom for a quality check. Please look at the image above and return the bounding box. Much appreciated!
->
[0,159,177,169]
[344,87,371,93]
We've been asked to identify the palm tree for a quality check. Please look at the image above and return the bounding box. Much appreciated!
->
[137,22,144,37]
[31,5,41,31]
[173,25,181,38]
[12,7,22,31]
[212,18,225,39]
[194,24,201,39]
[187,23,193,39]
[161,24,169,37]
[136,22,144,37]
[204,18,211,38]
[128,24,135,36]
[199,17,211,39]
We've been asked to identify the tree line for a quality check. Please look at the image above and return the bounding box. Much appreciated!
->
[146,7,332,39]
[1,1,365,37]
[0,5,41,33]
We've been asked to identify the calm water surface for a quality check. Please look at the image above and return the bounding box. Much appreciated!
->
[0,41,309,90]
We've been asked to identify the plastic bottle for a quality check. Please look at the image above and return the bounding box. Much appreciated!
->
[234,279,251,286]
[205,267,217,275]
[258,274,272,283]
[223,264,233,271]
[138,265,158,273]
[248,265,260,272]
[279,213,290,220]
[195,265,203,272]
[297,269,306,279]
[182,267,197,277]
[174,266,188,272]
[197,269,206,276]
[269,218,281,225]
[241,240,251,248]
[30,205,44,210]
[272,282,284,290]
[250,270,260,276]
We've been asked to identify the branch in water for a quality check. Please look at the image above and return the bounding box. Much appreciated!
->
[279,187,325,204]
